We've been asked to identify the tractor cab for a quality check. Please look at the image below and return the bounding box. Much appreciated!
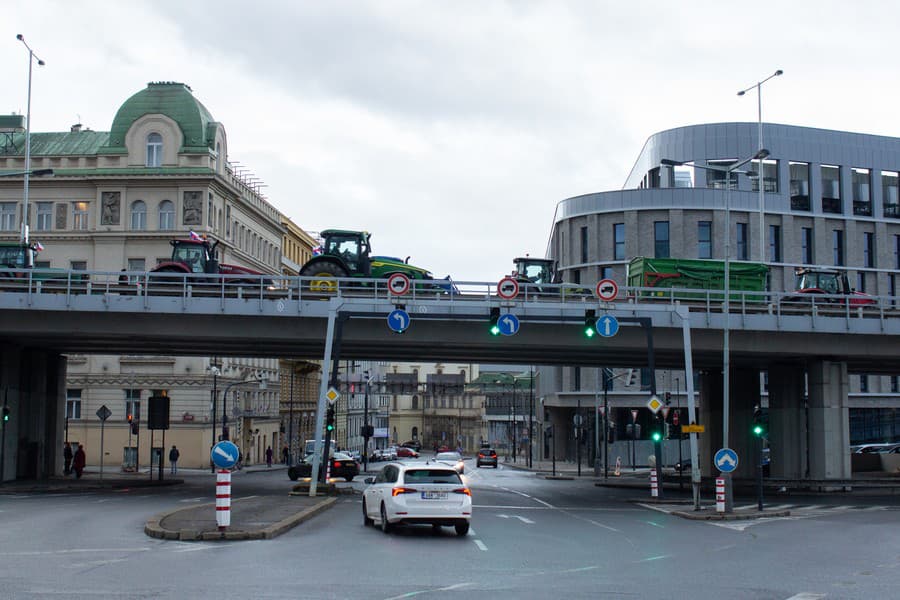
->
[0,243,31,270]
[170,239,219,274]
[795,268,850,296]
[319,230,371,276]
[513,257,559,285]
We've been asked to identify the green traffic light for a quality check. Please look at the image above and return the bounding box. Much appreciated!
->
[326,424,334,432]
[584,310,597,338]
[490,324,501,336]
[753,424,763,436]
[584,326,595,338]
[651,431,662,442]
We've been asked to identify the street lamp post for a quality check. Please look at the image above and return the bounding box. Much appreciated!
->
[363,370,370,472]
[662,149,769,512]
[208,361,220,472]
[16,34,45,254]
[738,69,783,262]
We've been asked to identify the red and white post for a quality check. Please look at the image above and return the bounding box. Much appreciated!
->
[216,469,232,529]
[649,469,659,498]
[716,477,726,513]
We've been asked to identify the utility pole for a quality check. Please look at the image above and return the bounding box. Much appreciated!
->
[363,370,370,472]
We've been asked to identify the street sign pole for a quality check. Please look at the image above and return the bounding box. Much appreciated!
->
[99,418,105,482]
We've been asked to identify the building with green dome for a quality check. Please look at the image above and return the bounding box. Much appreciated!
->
[0,82,321,475]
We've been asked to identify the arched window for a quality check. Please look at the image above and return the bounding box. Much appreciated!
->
[158,200,174,230]
[146,133,162,167]
[131,200,147,230]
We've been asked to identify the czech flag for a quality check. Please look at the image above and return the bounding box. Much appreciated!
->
[189,230,203,242]
[33,241,45,252]
[312,245,324,256]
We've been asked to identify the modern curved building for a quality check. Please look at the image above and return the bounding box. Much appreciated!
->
[543,123,899,467]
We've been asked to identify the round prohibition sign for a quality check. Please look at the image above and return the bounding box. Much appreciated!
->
[497,276,520,300]
[596,278,619,302]
[387,273,411,296]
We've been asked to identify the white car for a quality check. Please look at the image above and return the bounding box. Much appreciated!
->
[434,451,465,474]
[362,463,472,536]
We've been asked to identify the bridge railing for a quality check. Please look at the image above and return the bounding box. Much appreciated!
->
[1,268,897,321]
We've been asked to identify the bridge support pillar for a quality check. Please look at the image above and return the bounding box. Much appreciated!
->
[807,360,851,481]
[768,364,806,479]
[698,367,760,479]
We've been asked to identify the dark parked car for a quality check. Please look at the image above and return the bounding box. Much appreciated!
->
[288,452,359,482]
[476,448,498,468]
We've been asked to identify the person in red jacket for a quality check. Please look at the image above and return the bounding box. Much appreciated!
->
[73,444,86,479]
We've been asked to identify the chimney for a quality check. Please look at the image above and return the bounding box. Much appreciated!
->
[70,123,82,132]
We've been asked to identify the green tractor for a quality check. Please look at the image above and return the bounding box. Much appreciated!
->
[511,256,591,298]
[300,229,447,293]
[0,241,82,288]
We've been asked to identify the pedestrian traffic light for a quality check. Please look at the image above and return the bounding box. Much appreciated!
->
[583,309,597,338]
[489,307,501,335]
[664,392,671,405]
[325,406,335,433]
[752,405,766,437]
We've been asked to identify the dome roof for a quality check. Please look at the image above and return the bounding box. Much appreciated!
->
[101,82,218,153]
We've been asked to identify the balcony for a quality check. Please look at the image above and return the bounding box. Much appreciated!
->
[853,201,872,216]
[822,197,842,214]
[884,204,900,219]
[790,194,811,211]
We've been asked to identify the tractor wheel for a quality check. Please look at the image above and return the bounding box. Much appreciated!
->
[302,262,347,293]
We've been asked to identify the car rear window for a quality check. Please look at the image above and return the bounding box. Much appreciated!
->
[403,469,462,484]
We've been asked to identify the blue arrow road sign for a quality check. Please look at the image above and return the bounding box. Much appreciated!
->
[497,313,520,336]
[211,440,239,469]
[714,447,739,473]
[596,314,619,338]
[387,309,410,333]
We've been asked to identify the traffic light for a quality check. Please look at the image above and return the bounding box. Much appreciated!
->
[664,392,671,405]
[489,307,501,336]
[651,430,662,443]
[2,406,8,422]
[325,406,335,433]
[127,413,133,424]
[752,405,766,437]
[131,421,139,435]
[583,309,597,338]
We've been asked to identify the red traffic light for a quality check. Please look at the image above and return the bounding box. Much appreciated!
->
[127,413,133,423]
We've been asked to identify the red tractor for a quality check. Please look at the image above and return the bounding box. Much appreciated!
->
[123,235,271,290]
[789,267,875,306]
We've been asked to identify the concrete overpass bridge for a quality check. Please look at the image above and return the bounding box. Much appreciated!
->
[1,271,899,486]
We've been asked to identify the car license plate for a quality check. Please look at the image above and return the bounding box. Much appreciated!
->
[421,491,448,500]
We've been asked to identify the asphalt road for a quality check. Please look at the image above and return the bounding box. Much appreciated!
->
[0,463,898,599]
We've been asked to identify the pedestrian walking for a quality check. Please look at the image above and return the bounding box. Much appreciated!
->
[63,441,73,476]
[169,445,180,475]
[282,445,289,464]
[73,444,86,479]
[266,446,273,467]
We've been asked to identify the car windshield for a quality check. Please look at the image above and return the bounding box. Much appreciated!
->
[436,452,462,461]
[404,469,461,484]
[334,452,352,460]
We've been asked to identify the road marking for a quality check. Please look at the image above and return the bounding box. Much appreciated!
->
[643,520,665,528]
[179,497,206,503]
[800,504,825,511]
[0,547,151,557]
[384,582,473,599]
[585,519,620,533]
[473,539,488,552]
[638,554,672,562]
[514,515,535,524]
[785,594,826,600]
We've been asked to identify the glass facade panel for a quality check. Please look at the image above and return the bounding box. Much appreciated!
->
[736,223,748,260]
[864,232,875,268]
[883,171,900,218]
[73,202,89,230]
[852,168,872,216]
[790,162,810,210]
[706,160,738,189]
[822,165,842,213]
[801,227,813,264]
[833,229,844,266]
[613,223,625,260]
[751,159,778,193]
[769,225,781,262]
[580,226,588,263]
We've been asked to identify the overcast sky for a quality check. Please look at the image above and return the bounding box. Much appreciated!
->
[7,1,900,281]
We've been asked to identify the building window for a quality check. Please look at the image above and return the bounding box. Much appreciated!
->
[768,225,781,262]
[852,168,872,216]
[0,203,16,231]
[146,133,162,167]
[706,160,738,189]
[572,269,581,285]
[821,165,842,214]
[601,266,613,280]
[833,229,844,266]
[125,388,141,421]
[226,206,231,237]
[697,221,712,259]
[654,221,670,258]
[158,200,174,230]
[72,202,89,230]
[751,158,778,193]
[790,162,810,210]
[131,201,147,230]
[896,235,900,269]
[613,223,625,260]
[36,202,52,231]
[857,272,866,293]
[883,170,900,218]
[573,367,581,391]
[579,226,588,263]
[862,232,875,268]
[801,227,814,264]
[208,193,214,228]
[859,375,869,393]
[891,376,899,394]
[736,223,748,260]
[70,260,87,270]
[640,368,652,391]
[411,395,418,410]
[127,258,145,283]
[67,389,82,419]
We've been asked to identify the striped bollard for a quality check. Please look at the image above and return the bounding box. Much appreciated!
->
[649,470,659,497]
[715,477,726,513]
[216,469,231,529]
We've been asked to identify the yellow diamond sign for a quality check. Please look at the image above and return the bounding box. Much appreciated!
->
[647,395,663,413]
[325,386,341,405]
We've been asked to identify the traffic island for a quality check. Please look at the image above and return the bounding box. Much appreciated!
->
[145,494,337,541]
[289,481,356,495]
[670,507,791,521]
